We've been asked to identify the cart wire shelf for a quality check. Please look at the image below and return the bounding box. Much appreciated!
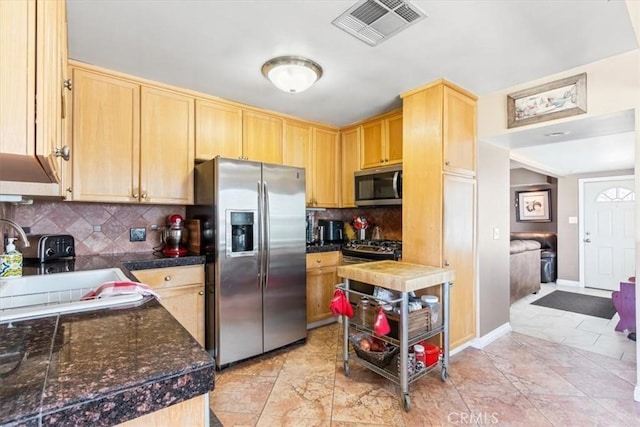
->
[348,348,441,386]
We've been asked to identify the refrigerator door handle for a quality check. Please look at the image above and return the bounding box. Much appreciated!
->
[263,181,270,288]
[257,180,264,289]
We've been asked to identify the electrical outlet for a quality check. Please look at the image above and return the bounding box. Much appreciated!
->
[130,227,146,242]
[93,225,102,232]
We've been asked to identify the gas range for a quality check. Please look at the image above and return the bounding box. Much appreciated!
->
[342,239,402,261]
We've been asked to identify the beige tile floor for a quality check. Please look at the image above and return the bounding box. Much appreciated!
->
[510,283,637,363]
[210,287,640,426]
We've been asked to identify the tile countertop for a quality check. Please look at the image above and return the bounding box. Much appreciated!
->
[1,252,214,426]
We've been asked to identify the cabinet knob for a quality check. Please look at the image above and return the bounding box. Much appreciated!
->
[445,160,451,166]
[199,290,204,295]
[66,187,72,193]
[63,79,73,91]
[444,260,450,267]
[54,145,71,161]
[132,192,138,198]
[164,276,171,281]
[141,192,148,199]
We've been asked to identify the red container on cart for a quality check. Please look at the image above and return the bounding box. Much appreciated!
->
[424,342,440,367]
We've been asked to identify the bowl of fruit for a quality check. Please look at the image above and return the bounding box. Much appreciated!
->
[349,332,399,367]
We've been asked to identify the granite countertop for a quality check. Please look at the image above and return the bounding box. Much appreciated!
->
[337,260,455,293]
[1,252,214,426]
[306,243,343,254]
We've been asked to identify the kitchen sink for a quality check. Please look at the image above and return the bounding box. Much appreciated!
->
[0,268,144,323]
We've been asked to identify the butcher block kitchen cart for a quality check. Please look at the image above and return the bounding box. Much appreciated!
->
[336,260,454,411]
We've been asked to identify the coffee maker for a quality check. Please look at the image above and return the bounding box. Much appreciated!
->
[162,214,188,256]
[317,219,345,243]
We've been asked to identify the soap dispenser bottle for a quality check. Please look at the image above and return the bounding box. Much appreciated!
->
[0,237,23,278]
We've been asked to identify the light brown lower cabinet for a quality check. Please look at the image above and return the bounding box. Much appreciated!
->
[306,252,340,325]
[133,264,205,346]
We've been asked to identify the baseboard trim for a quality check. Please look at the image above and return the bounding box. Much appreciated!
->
[556,279,581,287]
[469,322,512,350]
[307,317,337,330]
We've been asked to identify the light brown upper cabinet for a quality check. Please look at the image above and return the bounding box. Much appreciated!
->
[242,110,283,164]
[283,120,312,205]
[196,102,283,164]
[140,87,194,205]
[340,126,361,208]
[195,99,242,161]
[360,111,402,169]
[0,0,69,184]
[70,65,194,204]
[311,128,341,208]
[283,121,340,208]
[401,79,478,350]
[443,87,477,176]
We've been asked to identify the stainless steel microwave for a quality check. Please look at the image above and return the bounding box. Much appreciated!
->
[354,165,402,206]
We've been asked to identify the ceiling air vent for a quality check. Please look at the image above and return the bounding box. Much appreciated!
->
[332,0,426,46]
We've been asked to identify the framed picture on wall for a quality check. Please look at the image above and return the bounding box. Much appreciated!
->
[507,73,587,129]
[516,189,551,222]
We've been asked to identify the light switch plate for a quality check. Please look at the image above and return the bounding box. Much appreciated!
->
[492,228,500,240]
[569,216,578,224]
[130,227,146,242]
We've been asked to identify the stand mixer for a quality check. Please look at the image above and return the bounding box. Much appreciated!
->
[162,214,188,257]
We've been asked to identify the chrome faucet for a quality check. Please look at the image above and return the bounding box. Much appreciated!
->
[0,219,30,248]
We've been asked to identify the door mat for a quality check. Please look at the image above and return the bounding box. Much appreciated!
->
[530,290,616,319]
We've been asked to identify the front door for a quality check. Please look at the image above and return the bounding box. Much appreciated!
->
[583,177,635,291]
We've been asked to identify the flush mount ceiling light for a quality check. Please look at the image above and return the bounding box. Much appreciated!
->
[261,56,323,94]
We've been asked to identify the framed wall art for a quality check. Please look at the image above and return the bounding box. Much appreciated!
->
[516,189,551,222]
[507,73,587,129]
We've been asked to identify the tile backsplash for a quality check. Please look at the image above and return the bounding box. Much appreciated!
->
[8,202,184,255]
[313,206,402,241]
[1,201,402,257]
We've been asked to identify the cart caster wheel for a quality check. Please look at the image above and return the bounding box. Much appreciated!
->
[441,367,448,381]
[402,394,411,412]
[343,362,350,376]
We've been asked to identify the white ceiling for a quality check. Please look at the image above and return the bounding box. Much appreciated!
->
[65,0,638,176]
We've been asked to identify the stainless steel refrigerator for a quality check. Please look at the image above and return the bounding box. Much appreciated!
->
[188,157,307,368]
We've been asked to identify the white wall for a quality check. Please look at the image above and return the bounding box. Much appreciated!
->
[477,142,511,336]
[478,50,639,140]
[477,2,640,398]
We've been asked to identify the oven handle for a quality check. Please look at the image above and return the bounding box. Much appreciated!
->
[393,171,402,199]
[341,255,374,265]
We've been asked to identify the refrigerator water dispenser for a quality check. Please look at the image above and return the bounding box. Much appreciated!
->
[227,211,255,255]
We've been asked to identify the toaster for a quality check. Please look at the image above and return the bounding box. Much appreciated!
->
[17,234,76,262]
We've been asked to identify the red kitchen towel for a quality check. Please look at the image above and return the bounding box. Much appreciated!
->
[329,289,353,318]
[81,281,160,300]
[373,307,391,336]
